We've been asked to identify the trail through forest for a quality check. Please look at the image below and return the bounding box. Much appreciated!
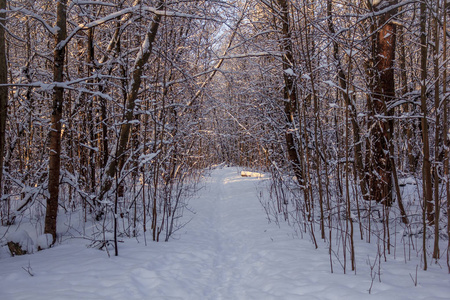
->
[0,167,449,299]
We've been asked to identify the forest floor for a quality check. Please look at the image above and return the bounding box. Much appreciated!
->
[0,167,449,299]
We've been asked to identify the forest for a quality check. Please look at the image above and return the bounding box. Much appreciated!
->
[0,0,449,282]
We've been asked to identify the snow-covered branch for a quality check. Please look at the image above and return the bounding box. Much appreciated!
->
[357,0,417,23]
[217,52,282,59]
[70,0,117,7]
[59,5,219,50]
[4,6,57,35]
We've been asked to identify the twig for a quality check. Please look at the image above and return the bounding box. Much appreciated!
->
[22,261,34,277]
[409,265,418,286]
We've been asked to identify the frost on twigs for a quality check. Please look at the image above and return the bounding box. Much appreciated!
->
[6,230,34,256]
[284,68,296,76]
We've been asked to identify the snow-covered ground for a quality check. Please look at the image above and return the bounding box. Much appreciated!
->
[0,167,449,299]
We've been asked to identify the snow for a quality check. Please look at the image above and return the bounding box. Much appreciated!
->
[6,230,34,254]
[398,176,417,186]
[329,103,339,108]
[218,52,282,60]
[8,6,57,35]
[240,170,264,178]
[1,167,449,299]
[36,234,53,251]
[138,151,159,167]
[323,80,339,89]
[284,68,296,76]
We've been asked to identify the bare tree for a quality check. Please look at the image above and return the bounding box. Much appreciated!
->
[327,0,368,200]
[98,0,165,207]
[272,0,306,191]
[45,0,68,243]
[432,0,442,260]
[444,0,450,274]
[366,0,398,206]
[0,0,7,220]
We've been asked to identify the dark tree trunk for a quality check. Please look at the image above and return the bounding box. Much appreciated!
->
[275,0,305,188]
[45,0,67,244]
[87,27,96,194]
[0,0,7,207]
[419,0,434,225]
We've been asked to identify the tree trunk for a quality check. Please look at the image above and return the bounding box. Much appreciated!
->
[398,20,416,173]
[0,0,7,212]
[419,0,434,225]
[419,0,431,271]
[443,0,449,274]
[45,0,67,244]
[275,0,305,188]
[87,27,97,194]
[432,0,441,259]
[367,0,397,206]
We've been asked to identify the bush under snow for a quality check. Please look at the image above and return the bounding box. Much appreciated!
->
[6,230,34,255]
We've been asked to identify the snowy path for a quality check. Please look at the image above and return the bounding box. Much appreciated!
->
[1,167,449,299]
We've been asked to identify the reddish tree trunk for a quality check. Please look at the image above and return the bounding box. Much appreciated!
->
[367,1,397,205]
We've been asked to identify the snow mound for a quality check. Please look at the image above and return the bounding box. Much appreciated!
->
[37,234,53,250]
[6,230,34,254]
[398,177,417,186]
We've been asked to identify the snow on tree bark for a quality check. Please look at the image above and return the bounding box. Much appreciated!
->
[366,0,397,206]
[45,0,67,244]
[0,0,7,213]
